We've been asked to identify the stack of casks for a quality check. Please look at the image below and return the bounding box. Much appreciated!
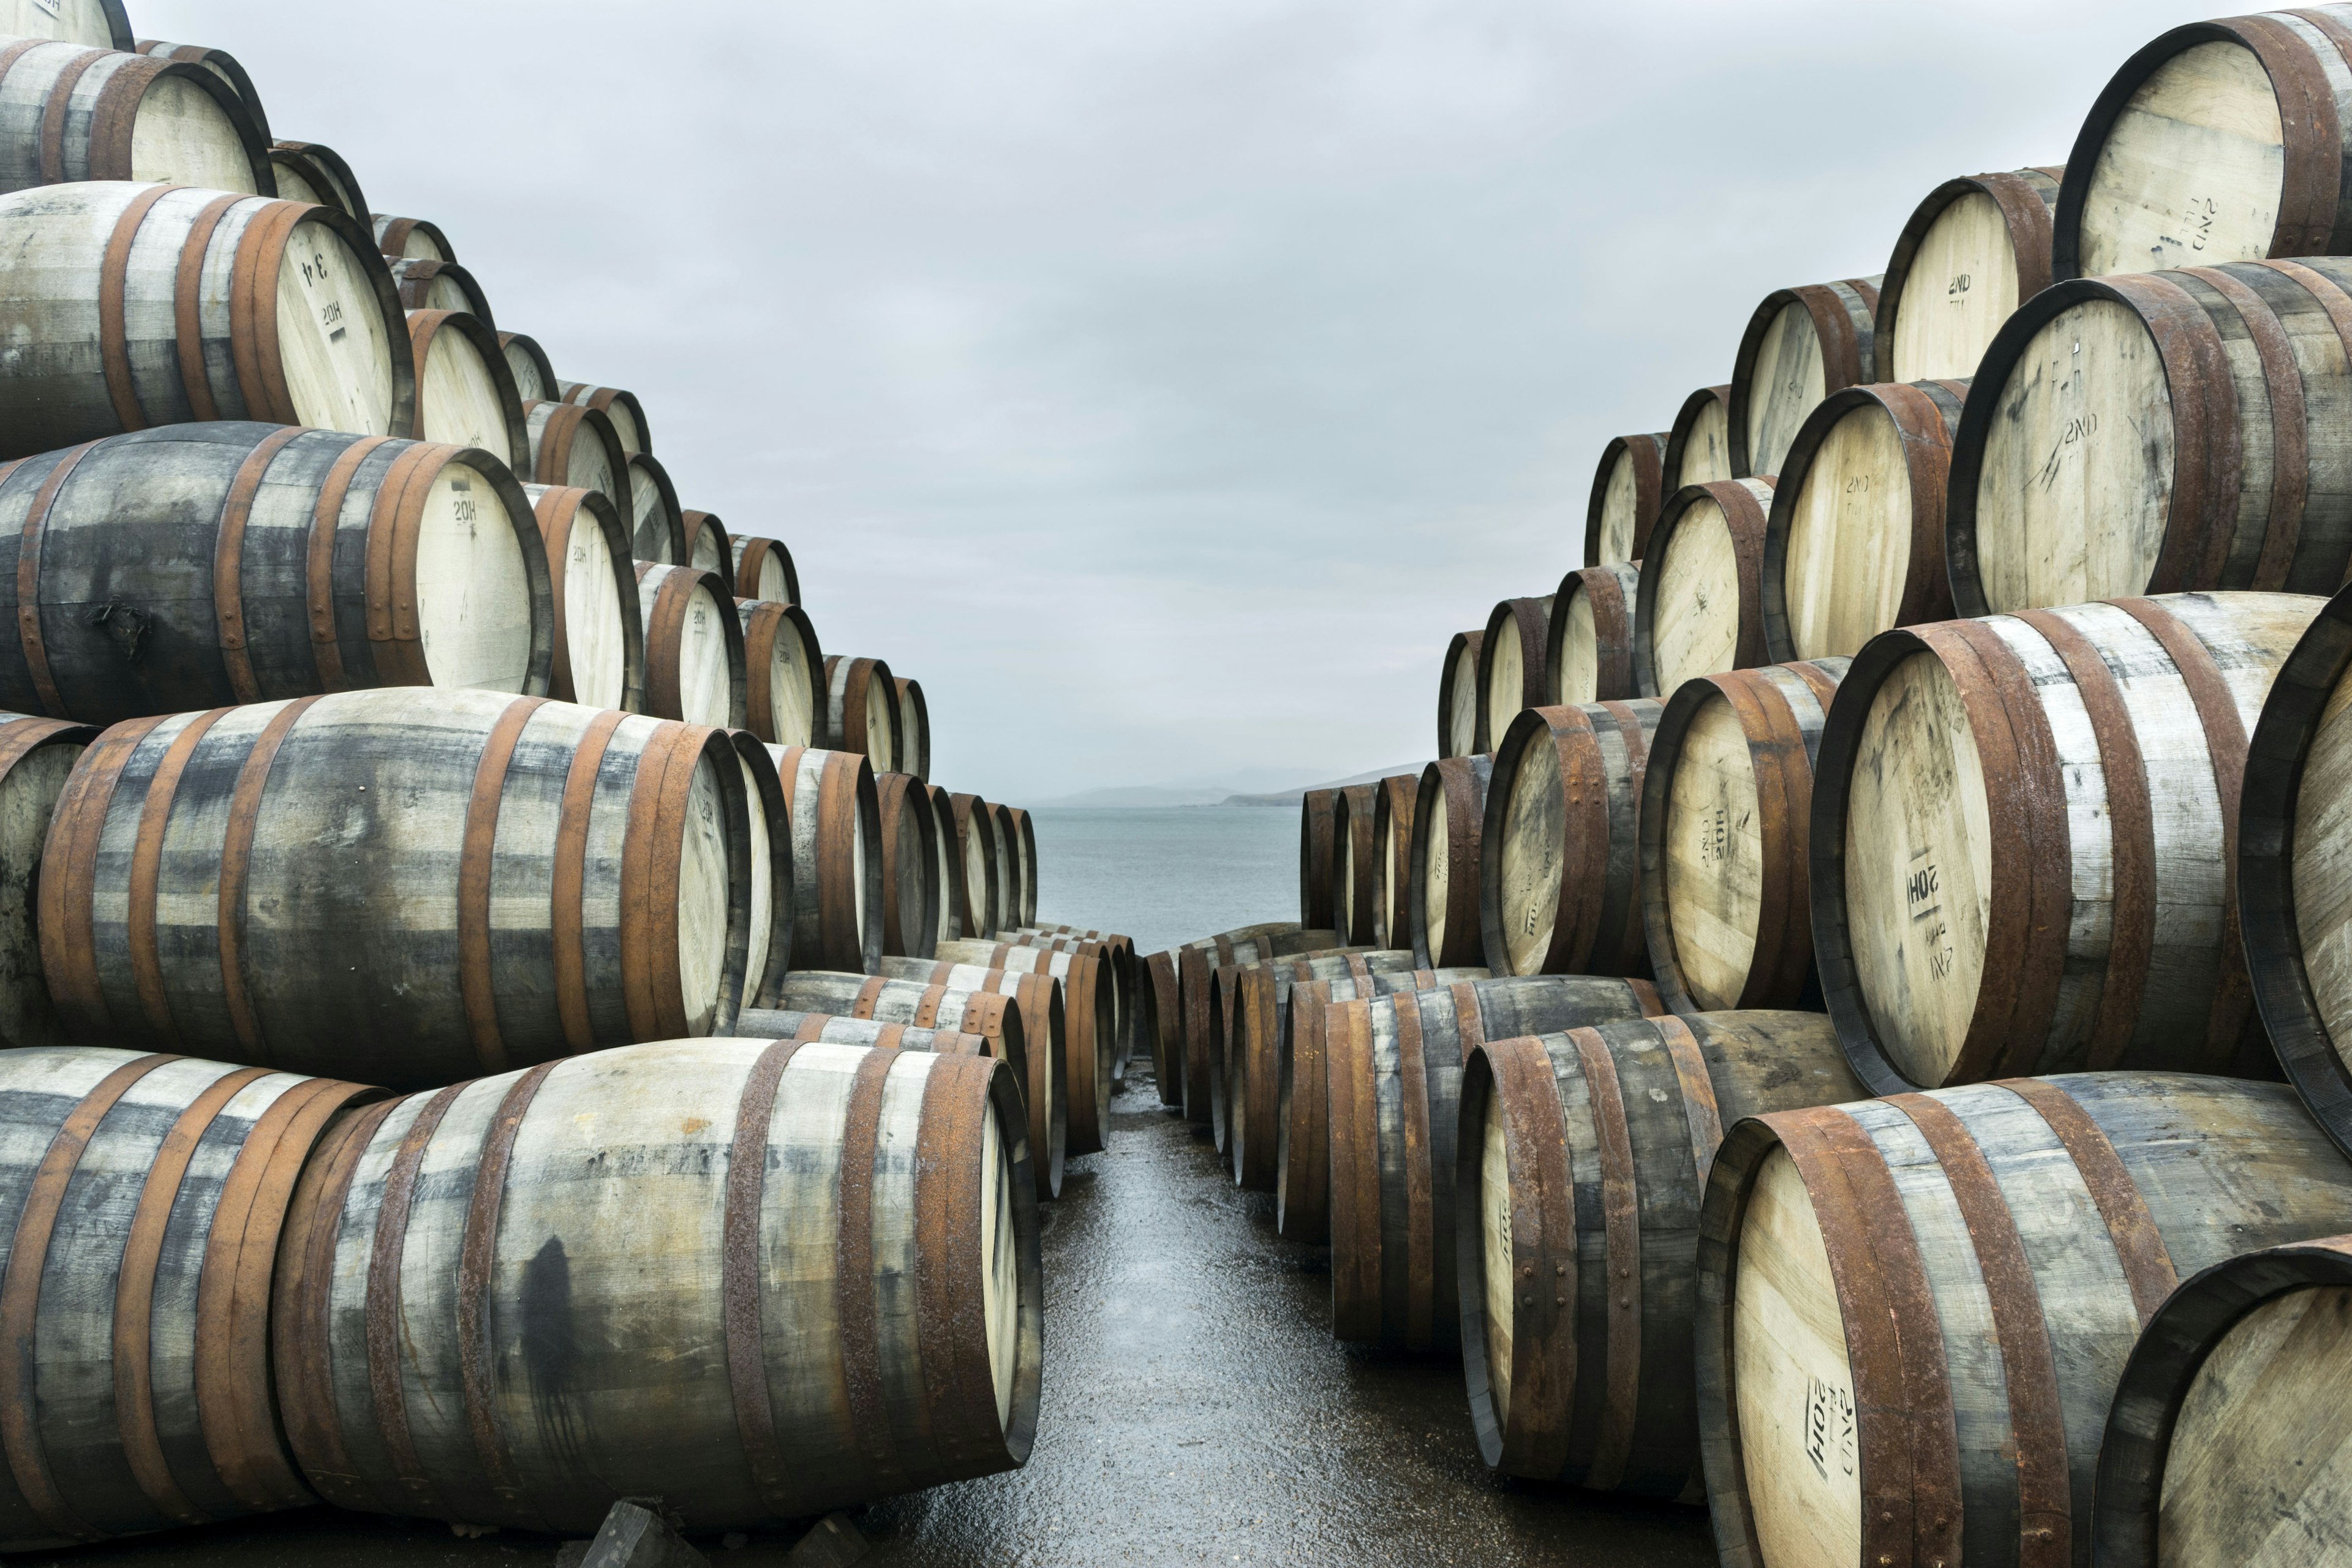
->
[0,4,1106,1553]
[1166,10,2352,1564]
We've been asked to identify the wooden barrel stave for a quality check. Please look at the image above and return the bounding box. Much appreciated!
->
[1481,700,1664,978]
[768,745,884,976]
[1460,1011,1859,1492]
[731,535,797,606]
[1728,276,1882,480]
[737,599,822,748]
[1298,788,1338,929]
[385,257,490,328]
[1878,168,2062,383]
[1634,477,1777,697]
[681,510,731,590]
[521,402,626,521]
[1762,379,1968,663]
[495,331,555,404]
[1411,755,1492,968]
[635,562,747,729]
[1438,628,1485,759]
[273,1040,1041,1532]
[1479,595,1554,755]
[0,184,411,456]
[1639,660,1847,1014]
[369,213,452,263]
[1585,432,1669,565]
[1548,561,1640,706]
[624,451,684,567]
[1818,590,2318,1095]
[525,484,643,714]
[1664,385,1733,492]
[823,655,900,772]
[1697,1072,2352,1568]
[1325,974,1663,1351]
[732,1009,988,1057]
[557,383,649,456]
[875,771,940,960]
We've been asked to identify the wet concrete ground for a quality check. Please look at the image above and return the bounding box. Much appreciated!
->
[55,1067,1714,1567]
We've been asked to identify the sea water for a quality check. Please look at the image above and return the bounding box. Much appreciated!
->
[1030,807,1297,954]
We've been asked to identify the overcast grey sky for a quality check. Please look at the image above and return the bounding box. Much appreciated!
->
[139,0,2216,800]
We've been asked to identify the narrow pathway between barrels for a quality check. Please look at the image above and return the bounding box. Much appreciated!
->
[53,1067,1716,1568]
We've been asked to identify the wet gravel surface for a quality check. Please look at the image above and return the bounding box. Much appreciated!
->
[49,1069,1714,1567]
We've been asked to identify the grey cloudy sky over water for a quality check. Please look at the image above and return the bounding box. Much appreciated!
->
[141,0,2216,801]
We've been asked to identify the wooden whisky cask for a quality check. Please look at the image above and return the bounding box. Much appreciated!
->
[1664,385,1734,492]
[0,715,94,1052]
[895,678,931,782]
[0,423,552,723]
[2090,1230,2352,1566]
[131,39,268,144]
[496,331,556,404]
[1480,699,1664,978]
[1438,628,1485,758]
[856,965,1033,1079]
[402,309,524,470]
[1585,431,1668,565]
[272,1040,1041,1531]
[633,563,747,729]
[625,451,685,567]
[1369,771,1418,949]
[1697,1074,2352,1568]
[265,140,364,222]
[1273,962,1487,1243]
[369,213,451,263]
[1462,1011,1859,1493]
[949,793,1000,941]
[1299,786,1338,929]
[4,1,130,50]
[520,401,625,518]
[875,771,940,959]
[681,510,731,588]
[1324,974,1664,1350]
[0,1046,375,1551]
[1947,255,2352,617]
[0,184,412,457]
[0,43,269,198]
[729,731,791,1009]
[933,940,1114,1156]
[525,484,643,714]
[1814,590,2318,1096]
[733,534,798,606]
[1411,755,1492,968]
[1638,661,1845,1014]
[1144,948,1180,1106]
[1172,925,1326,1126]
[988,804,1022,943]
[926,783,965,945]
[1006,806,1038,928]
[1633,477,1777,697]
[1547,561,1640,706]
[823,655,900,772]
[731,1011,987,1060]
[1728,276,1881,479]
[998,929,1128,1062]
[767,745,884,976]
[1760,379,1967,663]
[1223,948,1412,1193]
[873,960,1068,1199]
[1331,782,1379,944]
[737,600,823,748]
[1877,168,2062,383]
[1479,595,1553,753]
[2054,12,2352,283]
[557,383,649,456]
[42,690,755,1085]
[385,257,490,326]
[2240,578,2352,1161]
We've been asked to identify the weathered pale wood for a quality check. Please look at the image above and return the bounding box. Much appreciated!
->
[0,718,90,1051]
[0,1046,373,1552]
[369,213,451,263]
[524,484,641,714]
[0,185,410,456]
[1879,170,2061,383]
[732,1009,990,1059]
[875,771,940,960]
[521,401,626,519]
[1548,561,1639,705]
[1219,948,1405,1191]
[1665,385,1735,491]
[625,451,685,567]
[769,744,884,975]
[737,600,822,748]
[558,383,649,456]
[1323,974,1662,1351]
[1636,477,1777,696]
[1700,1075,2352,1568]
[273,1040,1041,1531]
[732,535,797,606]
[266,140,365,222]
[1171,924,1328,1127]
[731,733,789,1006]
[43,690,753,1084]
[0,424,551,722]
[1332,783,1379,944]
[1480,595,1553,753]
[893,952,1077,1187]
[1482,700,1662,978]
[385,257,490,327]
[823,655,900,772]
[1730,277,1882,478]
[1412,755,1491,968]
[0,43,266,197]
[949,794,1000,942]
[1820,590,2316,1093]
[1764,380,1967,663]
[634,562,747,729]
[1641,661,1845,1013]
[3,2,127,48]
[1461,1012,1860,1493]
[1005,807,1039,929]
[1438,628,1485,759]
[921,943,1107,1155]
[496,331,555,404]
[405,309,524,470]
[1586,432,1668,565]
[1370,772,1419,951]
[927,785,965,946]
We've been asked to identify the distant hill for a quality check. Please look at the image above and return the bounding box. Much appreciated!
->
[1218,763,1425,807]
